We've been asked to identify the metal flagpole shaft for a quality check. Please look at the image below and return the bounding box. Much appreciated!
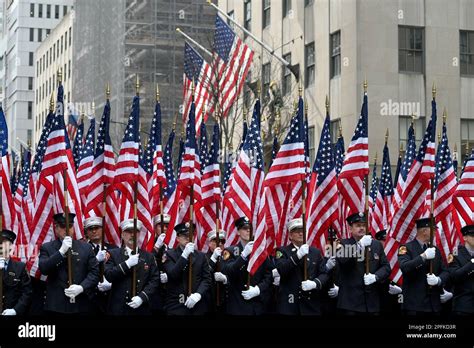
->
[100,183,107,282]
[64,168,75,303]
[132,181,138,297]
[301,179,308,281]
[188,185,194,297]
[176,28,212,57]
[364,174,370,275]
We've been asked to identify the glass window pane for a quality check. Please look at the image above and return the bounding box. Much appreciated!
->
[469,120,474,139]
[414,52,422,73]
[415,29,423,50]
[461,120,468,140]
[406,51,414,71]
[399,27,407,49]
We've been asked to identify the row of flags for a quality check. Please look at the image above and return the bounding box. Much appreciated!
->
[1,14,472,287]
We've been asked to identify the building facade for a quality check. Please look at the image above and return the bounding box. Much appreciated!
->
[3,0,73,150]
[34,9,72,145]
[218,0,474,171]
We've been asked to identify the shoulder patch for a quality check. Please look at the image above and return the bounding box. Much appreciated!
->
[447,253,454,264]
[223,250,231,261]
[276,250,283,259]
[398,246,407,256]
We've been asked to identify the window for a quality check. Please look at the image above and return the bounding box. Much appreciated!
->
[305,42,315,87]
[283,0,291,18]
[55,5,59,19]
[37,28,42,42]
[227,10,234,29]
[28,102,32,120]
[61,35,63,53]
[29,52,33,66]
[330,119,341,145]
[64,63,67,81]
[46,51,48,67]
[46,4,51,18]
[49,48,52,64]
[29,28,34,41]
[27,130,32,145]
[56,40,59,57]
[39,57,42,74]
[461,119,474,159]
[399,116,426,151]
[305,0,314,6]
[28,77,33,90]
[63,5,68,16]
[262,62,271,96]
[282,53,292,96]
[69,28,72,46]
[65,31,68,50]
[68,59,71,79]
[399,26,424,73]
[308,126,315,163]
[263,0,270,29]
[53,43,56,61]
[30,3,34,17]
[244,0,251,31]
[330,31,341,78]
[460,31,474,76]
[36,61,39,77]
[46,29,50,36]
[244,72,252,109]
[38,4,43,17]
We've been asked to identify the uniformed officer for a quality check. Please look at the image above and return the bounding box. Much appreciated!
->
[205,229,227,312]
[83,216,117,314]
[104,219,160,315]
[274,218,328,315]
[448,224,474,315]
[374,229,402,315]
[320,228,339,315]
[220,216,272,315]
[162,222,211,315]
[151,213,171,315]
[0,229,32,315]
[39,213,99,314]
[398,217,450,315]
[336,212,391,315]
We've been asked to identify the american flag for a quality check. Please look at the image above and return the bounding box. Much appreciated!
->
[72,120,84,170]
[334,130,347,237]
[226,99,264,231]
[77,119,96,212]
[373,142,394,234]
[433,120,458,262]
[337,92,369,232]
[368,160,379,236]
[453,148,474,234]
[162,129,177,214]
[390,98,437,244]
[306,113,338,250]
[249,97,306,276]
[165,100,203,248]
[200,123,221,252]
[0,105,16,233]
[66,102,80,142]
[183,42,212,133]
[208,15,254,119]
[145,99,166,218]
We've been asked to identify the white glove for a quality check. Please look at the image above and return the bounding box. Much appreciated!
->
[388,284,402,295]
[214,272,228,284]
[301,280,317,291]
[160,272,168,284]
[426,273,441,286]
[241,285,260,300]
[2,309,16,316]
[440,289,453,303]
[242,241,254,258]
[328,285,339,298]
[96,250,107,262]
[184,293,202,309]
[127,296,144,309]
[423,247,436,260]
[211,247,222,263]
[359,235,372,248]
[181,243,195,260]
[0,257,5,270]
[154,233,166,249]
[98,278,112,292]
[125,253,139,268]
[297,244,309,259]
[325,256,336,271]
[364,273,377,285]
[59,236,73,256]
[272,268,280,286]
[64,284,84,298]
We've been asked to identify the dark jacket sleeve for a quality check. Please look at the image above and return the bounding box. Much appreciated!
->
[374,243,391,282]
[312,251,329,289]
[105,252,133,283]
[196,255,211,296]
[220,255,247,277]
[336,242,358,268]
[437,252,450,287]
[450,257,474,282]
[79,246,100,291]
[255,259,272,294]
[13,263,33,315]
[162,252,189,280]
[398,246,425,274]
[38,244,66,275]
[275,249,300,277]
[138,256,160,303]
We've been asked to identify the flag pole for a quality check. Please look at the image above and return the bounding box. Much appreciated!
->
[301,89,308,281]
[0,138,3,312]
[364,79,371,276]
[156,85,165,243]
[212,106,221,307]
[188,80,196,297]
[131,75,140,298]
[176,28,212,57]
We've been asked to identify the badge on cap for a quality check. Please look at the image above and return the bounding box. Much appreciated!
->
[398,246,407,255]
